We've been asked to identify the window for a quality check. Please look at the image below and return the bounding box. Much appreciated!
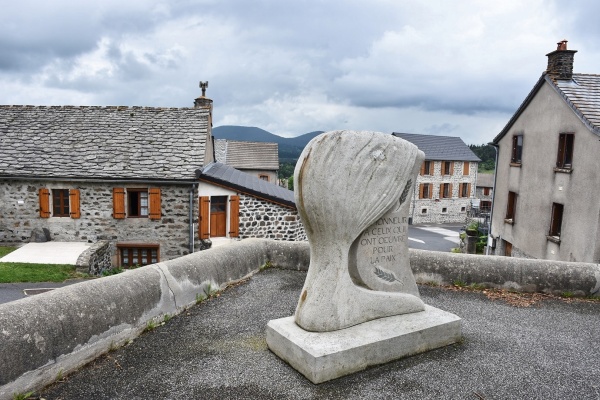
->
[128,189,148,217]
[113,188,161,219]
[441,207,448,213]
[259,175,270,181]
[198,195,240,239]
[505,191,517,223]
[511,135,523,164]
[483,187,491,196]
[52,189,70,217]
[118,244,159,267]
[459,183,471,198]
[460,206,466,212]
[556,133,574,169]
[440,183,452,199]
[39,188,80,219]
[420,161,433,175]
[463,162,470,175]
[419,183,432,199]
[548,203,564,238]
[442,161,453,176]
[421,208,427,214]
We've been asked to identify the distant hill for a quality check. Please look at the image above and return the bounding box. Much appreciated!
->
[212,126,323,162]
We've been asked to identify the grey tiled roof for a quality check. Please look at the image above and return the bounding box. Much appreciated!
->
[476,173,494,188]
[392,133,481,162]
[0,105,210,180]
[494,73,600,143]
[214,139,279,170]
[199,162,295,208]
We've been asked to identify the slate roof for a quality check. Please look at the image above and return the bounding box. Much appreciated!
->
[0,105,210,180]
[392,133,481,162]
[214,139,279,170]
[199,162,295,208]
[494,73,600,143]
[476,173,494,188]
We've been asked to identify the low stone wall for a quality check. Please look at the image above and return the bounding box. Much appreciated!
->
[3,243,600,399]
[410,249,600,297]
[238,194,306,241]
[0,239,309,400]
[76,240,113,275]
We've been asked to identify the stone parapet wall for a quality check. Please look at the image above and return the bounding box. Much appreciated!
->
[0,179,199,264]
[238,194,306,241]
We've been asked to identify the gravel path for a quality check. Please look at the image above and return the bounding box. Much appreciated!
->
[41,268,600,399]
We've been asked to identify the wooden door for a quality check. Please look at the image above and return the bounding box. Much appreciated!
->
[504,240,512,257]
[210,196,227,237]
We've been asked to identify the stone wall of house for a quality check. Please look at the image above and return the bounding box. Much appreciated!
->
[76,240,113,275]
[408,161,477,224]
[238,194,306,241]
[0,179,200,265]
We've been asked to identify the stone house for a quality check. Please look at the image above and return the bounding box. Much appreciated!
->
[214,139,279,183]
[490,40,600,262]
[475,173,494,214]
[392,133,480,224]
[0,90,304,268]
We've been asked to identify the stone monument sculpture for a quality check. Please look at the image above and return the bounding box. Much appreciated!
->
[267,130,461,383]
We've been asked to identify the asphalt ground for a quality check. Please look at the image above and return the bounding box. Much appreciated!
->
[39,268,600,400]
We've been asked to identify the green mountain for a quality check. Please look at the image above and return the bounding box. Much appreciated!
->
[212,126,323,163]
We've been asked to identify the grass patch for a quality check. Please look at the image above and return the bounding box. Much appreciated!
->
[0,246,17,258]
[0,262,85,283]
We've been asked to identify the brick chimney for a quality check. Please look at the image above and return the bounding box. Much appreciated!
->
[194,81,213,126]
[546,40,577,80]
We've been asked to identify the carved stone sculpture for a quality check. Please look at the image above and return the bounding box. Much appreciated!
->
[293,130,426,332]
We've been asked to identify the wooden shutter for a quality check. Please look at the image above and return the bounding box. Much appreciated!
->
[229,195,240,237]
[149,188,161,220]
[448,183,453,198]
[39,188,50,218]
[463,162,469,175]
[113,188,126,219]
[69,189,81,219]
[428,184,433,199]
[199,196,210,239]
[438,184,443,199]
[420,162,425,175]
[467,183,471,198]
[419,184,424,199]
[449,162,454,175]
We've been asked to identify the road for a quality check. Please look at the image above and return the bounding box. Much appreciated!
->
[407,224,463,252]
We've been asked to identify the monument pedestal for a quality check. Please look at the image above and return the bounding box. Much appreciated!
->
[266,306,461,384]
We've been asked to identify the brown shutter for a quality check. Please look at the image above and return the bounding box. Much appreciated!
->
[428,184,433,199]
[229,195,240,237]
[199,196,210,239]
[467,183,471,198]
[420,162,425,175]
[439,184,443,199]
[449,162,454,175]
[449,183,453,198]
[458,183,464,197]
[149,188,161,220]
[39,188,50,218]
[463,162,469,175]
[419,184,424,199]
[113,188,126,219]
[69,189,81,219]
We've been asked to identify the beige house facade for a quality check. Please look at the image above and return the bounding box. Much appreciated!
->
[490,41,600,262]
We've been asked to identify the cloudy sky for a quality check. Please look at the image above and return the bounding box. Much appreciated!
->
[2,0,599,144]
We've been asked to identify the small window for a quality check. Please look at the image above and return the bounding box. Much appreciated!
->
[442,161,453,176]
[483,187,491,196]
[441,183,452,199]
[421,208,427,214]
[128,189,148,217]
[118,244,159,267]
[556,133,574,169]
[505,191,517,222]
[511,135,523,164]
[421,161,433,175]
[459,183,470,198]
[441,207,448,213]
[52,189,70,217]
[419,183,432,199]
[549,203,564,238]
[259,175,270,181]
[461,206,466,212]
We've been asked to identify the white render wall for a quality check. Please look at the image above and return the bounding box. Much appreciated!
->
[408,161,477,224]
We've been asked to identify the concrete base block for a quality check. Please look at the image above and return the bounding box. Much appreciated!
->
[266,305,462,384]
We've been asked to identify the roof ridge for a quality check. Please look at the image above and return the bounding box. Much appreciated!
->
[0,105,200,110]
